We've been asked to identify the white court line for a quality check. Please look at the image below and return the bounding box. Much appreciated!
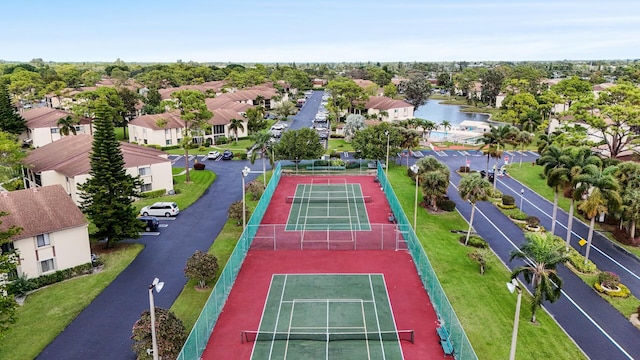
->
[268,275,289,360]
[499,179,640,282]
[368,274,386,360]
[451,181,635,359]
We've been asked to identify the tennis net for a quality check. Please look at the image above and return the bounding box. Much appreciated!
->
[241,330,414,343]
[285,196,373,204]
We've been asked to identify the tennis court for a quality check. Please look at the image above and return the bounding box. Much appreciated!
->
[286,179,371,231]
[246,274,410,360]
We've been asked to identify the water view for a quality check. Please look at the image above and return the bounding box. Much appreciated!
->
[414,100,490,125]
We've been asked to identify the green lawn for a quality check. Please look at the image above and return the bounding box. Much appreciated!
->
[0,243,144,359]
[134,168,216,212]
[327,138,354,152]
[388,165,585,359]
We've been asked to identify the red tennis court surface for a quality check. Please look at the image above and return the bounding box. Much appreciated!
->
[201,251,443,359]
[201,175,443,359]
[261,175,393,224]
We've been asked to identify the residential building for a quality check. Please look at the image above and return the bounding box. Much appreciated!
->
[364,96,414,122]
[20,107,92,148]
[0,185,91,279]
[128,112,184,146]
[23,134,174,205]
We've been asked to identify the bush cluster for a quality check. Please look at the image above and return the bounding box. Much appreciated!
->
[460,235,488,248]
[502,194,515,206]
[8,262,95,296]
[496,202,516,209]
[488,188,502,199]
[594,282,631,298]
[246,180,265,200]
[330,133,345,139]
[193,163,206,170]
[509,210,529,221]
[216,136,229,144]
[437,199,456,212]
[563,244,598,274]
[140,189,166,199]
[161,145,181,151]
[597,271,620,288]
[526,216,540,227]
[458,166,470,173]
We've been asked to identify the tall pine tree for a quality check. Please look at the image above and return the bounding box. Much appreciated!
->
[0,83,26,135]
[78,99,141,248]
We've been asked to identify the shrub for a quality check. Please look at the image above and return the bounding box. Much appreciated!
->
[488,188,502,199]
[502,194,515,206]
[184,250,219,289]
[330,133,345,139]
[140,189,166,199]
[594,282,631,298]
[8,274,34,297]
[458,166,470,173]
[526,216,540,227]
[8,262,94,294]
[216,136,229,144]
[597,271,620,288]
[131,308,187,360]
[193,163,206,170]
[329,151,341,159]
[496,202,517,209]
[564,246,598,274]
[437,199,456,212]
[460,235,488,248]
[246,180,265,200]
[161,145,181,151]
[2,178,23,191]
[228,200,249,225]
[238,153,248,160]
[509,210,529,221]
[468,248,492,274]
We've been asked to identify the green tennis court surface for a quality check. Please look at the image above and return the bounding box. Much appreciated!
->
[286,183,371,231]
[246,274,408,360]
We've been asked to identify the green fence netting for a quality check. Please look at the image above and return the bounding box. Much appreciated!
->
[177,161,476,360]
[176,162,282,360]
[378,163,478,360]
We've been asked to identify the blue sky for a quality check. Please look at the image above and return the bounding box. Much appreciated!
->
[2,0,639,63]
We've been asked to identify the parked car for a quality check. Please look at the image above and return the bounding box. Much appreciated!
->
[271,123,286,131]
[206,151,220,160]
[140,202,180,217]
[222,150,234,160]
[138,216,160,232]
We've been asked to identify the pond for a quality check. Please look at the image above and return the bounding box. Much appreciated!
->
[413,100,490,126]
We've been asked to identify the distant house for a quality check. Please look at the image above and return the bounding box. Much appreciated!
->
[0,185,91,279]
[20,107,92,148]
[23,134,174,205]
[313,79,327,88]
[364,96,414,122]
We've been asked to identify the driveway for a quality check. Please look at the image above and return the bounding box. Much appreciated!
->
[38,160,261,359]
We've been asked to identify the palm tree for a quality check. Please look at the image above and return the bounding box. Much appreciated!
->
[537,145,569,236]
[421,170,449,211]
[228,118,245,144]
[249,131,273,184]
[510,232,569,323]
[398,127,421,168]
[458,173,492,245]
[563,147,602,249]
[57,115,79,136]
[576,165,621,263]
[477,125,515,176]
[441,120,452,138]
[514,130,533,167]
[419,119,437,140]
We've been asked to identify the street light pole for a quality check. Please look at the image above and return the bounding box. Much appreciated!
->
[411,164,420,230]
[506,278,522,360]
[520,188,524,210]
[148,278,164,360]
[242,166,251,229]
[385,130,390,178]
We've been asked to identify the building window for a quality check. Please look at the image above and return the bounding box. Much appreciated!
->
[139,167,150,176]
[143,139,148,144]
[166,139,171,146]
[50,128,59,134]
[75,125,83,132]
[165,129,170,137]
[37,233,51,247]
[140,183,152,192]
[40,259,55,273]
[213,125,225,135]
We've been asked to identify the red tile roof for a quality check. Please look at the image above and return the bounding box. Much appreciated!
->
[365,96,412,110]
[0,185,87,241]
[24,134,169,177]
[129,112,184,130]
[22,107,91,128]
[210,109,245,126]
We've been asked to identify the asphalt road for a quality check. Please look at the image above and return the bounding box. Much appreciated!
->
[38,160,261,360]
[289,90,323,130]
[431,149,640,360]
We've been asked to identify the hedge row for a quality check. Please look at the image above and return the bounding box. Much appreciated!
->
[8,262,96,296]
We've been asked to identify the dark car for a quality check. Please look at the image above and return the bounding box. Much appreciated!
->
[480,170,495,183]
[139,216,160,232]
[222,150,234,160]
